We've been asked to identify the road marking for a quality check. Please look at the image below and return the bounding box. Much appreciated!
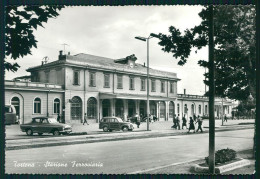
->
[128,159,199,174]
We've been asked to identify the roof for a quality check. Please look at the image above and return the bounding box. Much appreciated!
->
[70,53,179,79]
[27,53,179,80]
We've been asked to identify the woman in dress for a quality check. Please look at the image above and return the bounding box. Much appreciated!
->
[188,117,196,133]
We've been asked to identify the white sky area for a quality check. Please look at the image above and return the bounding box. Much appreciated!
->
[5,6,209,95]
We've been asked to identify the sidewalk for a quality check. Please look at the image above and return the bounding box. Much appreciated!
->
[139,149,255,174]
[5,119,254,150]
[5,119,255,140]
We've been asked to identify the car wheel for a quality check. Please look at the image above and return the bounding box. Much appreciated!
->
[122,126,128,132]
[53,130,60,136]
[26,129,33,136]
[103,126,108,132]
[38,133,43,136]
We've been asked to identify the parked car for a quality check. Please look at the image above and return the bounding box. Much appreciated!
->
[20,117,72,136]
[5,105,18,125]
[99,117,134,132]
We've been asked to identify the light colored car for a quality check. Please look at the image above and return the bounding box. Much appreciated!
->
[99,117,134,132]
[5,105,18,125]
[20,117,72,136]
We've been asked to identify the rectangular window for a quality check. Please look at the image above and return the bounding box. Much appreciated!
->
[104,73,110,88]
[141,78,146,91]
[177,104,180,114]
[73,71,80,85]
[129,76,135,90]
[117,75,123,89]
[34,102,41,113]
[151,79,156,92]
[89,72,96,87]
[170,82,174,93]
[161,81,165,93]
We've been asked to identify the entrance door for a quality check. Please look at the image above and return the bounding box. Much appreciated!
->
[128,100,135,117]
[11,97,20,120]
[102,99,110,117]
[71,96,82,121]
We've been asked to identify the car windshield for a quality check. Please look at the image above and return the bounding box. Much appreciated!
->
[48,118,58,123]
[116,118,123,122]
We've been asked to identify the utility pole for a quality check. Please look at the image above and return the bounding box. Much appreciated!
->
[208,5,215,174]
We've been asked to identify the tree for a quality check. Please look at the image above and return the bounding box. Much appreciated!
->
[156,6,256,101]
[5,6,64,72]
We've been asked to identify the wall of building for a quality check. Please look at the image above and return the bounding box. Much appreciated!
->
[5,89,63,124]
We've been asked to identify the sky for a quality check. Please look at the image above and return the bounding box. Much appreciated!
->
[5,6,209,95]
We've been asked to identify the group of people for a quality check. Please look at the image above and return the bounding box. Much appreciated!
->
[172,114,203,133]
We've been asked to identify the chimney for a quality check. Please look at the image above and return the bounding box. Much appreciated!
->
[143,62,146,67]
[58,50,66,60]
[41,61,44,66]
[184,89,186,95]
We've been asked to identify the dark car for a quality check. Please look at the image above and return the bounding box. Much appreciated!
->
[99,117,134,132]
[20,117,72,136]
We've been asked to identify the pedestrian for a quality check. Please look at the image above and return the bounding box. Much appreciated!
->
[224,114,228,122]
[182,114,187,129]
[176,114,181,130]
[172,115,177,129]
[193,114,197,123]
[83,113,89,125]
[57,113,61,123]
[196,115,203,133]
[188,117,196,133]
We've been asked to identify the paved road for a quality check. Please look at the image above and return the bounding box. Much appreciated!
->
[5,128,253,174]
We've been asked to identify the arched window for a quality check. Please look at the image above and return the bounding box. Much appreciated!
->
[54,98,60,114]
[71,96,82,120]
[177,104,180,114]
[198,105,202,114]
[160,101,166,119]
[184,104,188,113]
[11,97,20,118]
[169,102,174,118]
[87,97,97,119]
[205,105,208,114]
[34,97,41,114]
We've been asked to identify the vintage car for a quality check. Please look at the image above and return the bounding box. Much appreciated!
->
[99,117,134,132]
[20,117,72,136]
[5,105,18,125]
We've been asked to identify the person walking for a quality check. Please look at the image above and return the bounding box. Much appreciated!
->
[83,113,89,125]
[188,117,196,133]
[172,114,177,129]
[224,114,228,122]
[182,114,187,129]
[196,115,203,133]
[176,114,181,130]
[57,113,61,123]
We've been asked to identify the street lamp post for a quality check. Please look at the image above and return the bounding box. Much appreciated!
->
[135,33,160,131]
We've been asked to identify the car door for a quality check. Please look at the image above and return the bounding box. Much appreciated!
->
[31,118,42,132]
[40,118,50,133]
[110,118,120,130]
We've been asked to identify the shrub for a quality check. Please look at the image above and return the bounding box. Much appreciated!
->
[205,148,237,165]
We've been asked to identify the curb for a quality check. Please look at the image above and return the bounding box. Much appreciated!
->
[191,158,251,174]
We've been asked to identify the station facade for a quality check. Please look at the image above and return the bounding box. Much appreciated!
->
[5,51,234,124]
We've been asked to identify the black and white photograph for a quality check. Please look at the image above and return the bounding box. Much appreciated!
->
[3,4,257,175]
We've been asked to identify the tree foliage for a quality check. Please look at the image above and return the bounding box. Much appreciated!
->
[5,6,64,72]
[156,6,256,101]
